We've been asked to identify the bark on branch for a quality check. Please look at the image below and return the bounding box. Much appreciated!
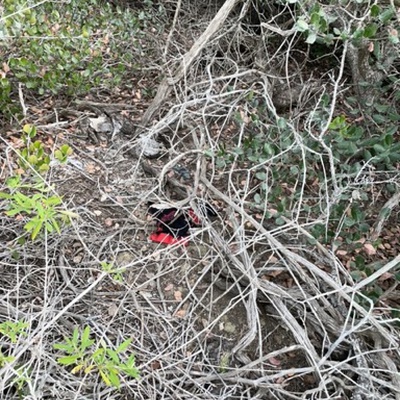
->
[139,0,242,130]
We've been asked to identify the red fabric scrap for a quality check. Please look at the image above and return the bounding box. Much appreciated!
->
[149,232,189,246]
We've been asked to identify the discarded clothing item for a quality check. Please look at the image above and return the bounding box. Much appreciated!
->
[149,232,189,246]
[147,202,217,245]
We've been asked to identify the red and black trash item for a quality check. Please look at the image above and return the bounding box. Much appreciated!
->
[147,202,217,246]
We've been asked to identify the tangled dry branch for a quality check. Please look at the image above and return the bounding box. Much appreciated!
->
[1,0,399,399]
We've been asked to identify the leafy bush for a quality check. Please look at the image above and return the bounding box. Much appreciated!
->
[0,0,151,114]
[206,72,399,308]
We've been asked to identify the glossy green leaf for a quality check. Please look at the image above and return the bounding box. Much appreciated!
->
[296,19,308,32]
[370,4,380,17]
[363,24,378,38]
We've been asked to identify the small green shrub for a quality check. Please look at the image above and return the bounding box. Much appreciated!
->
[54,326,139,389]
[0,320,29,344]
[0,125,76,240]
[0,180,73,240]
[0,320,31,396]
[0,320,29,372]
[101,261,125,283]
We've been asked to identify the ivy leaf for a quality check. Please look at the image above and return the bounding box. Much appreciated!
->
[296,19,309,32]
[306,31,317,44]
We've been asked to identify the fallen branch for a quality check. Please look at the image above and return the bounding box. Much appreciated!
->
[140,0,242,128]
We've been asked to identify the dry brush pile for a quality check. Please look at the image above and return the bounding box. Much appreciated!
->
[1,0,400,399]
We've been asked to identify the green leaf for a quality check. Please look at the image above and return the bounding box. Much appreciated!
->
[363,24,378,38]
[333,27,341,35]
[72,327,79,344]
[359,222,370,233]
[28,155,38,165]
[30,220,43,240]
[323,33,334,45]
[14,192,31,207]
[23,124,37,137]
[124,366,139,378]
[255,172,266,180]
[50,218,61,234]
[329,115,346,130]
[374,103,389,113]
[99,369,111,386]
[379,8,395,23]
[306,31,317,44]
[108,369,121,388]
[254,193,262,204]
[373,144,386,154]
[81,326,92,349]
[54,150,62,161]
[57,355,80,366]
[122,355,139,377]
[350,270,365,282]
[71,364,84,374]
[93,348,106,362]
[370,4,380,17]
[116,338,132,354]
[355,255,365,270]
[45,221,54,233]
[124,355,136,369]
[106,349,119,363]
[0,192,11,200]
[6,176,21,188]
[46,196,62,206]
[263,143,274,155]
[24,219,38,232]
[53,343,74,352]
[277,118,287,129]
[296,19,309,32]
[310,12,320,27]
[343,217,355,227]
[383,134,393,147]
